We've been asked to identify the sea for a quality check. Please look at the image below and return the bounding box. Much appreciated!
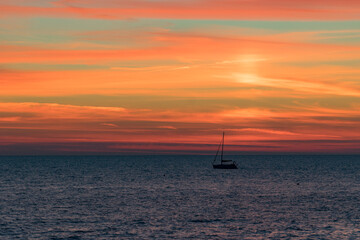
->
[0,155,359,239]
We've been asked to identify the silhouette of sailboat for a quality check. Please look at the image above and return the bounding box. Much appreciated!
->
[212,132,238,169]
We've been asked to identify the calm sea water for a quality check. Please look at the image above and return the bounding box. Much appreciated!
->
[0,155,360,239]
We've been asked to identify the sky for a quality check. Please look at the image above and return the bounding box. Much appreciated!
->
[1,0,360,155]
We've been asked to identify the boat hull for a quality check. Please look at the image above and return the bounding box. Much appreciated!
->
[212,163,238,169]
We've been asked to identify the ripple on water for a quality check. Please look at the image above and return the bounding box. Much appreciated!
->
[1,155,360,239]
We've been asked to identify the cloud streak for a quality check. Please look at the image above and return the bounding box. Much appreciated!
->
[1,0,360,20]
[1,1,360,154]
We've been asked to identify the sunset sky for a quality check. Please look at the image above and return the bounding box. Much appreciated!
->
[1,0,360,154]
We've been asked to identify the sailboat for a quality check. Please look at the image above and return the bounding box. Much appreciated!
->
[212,132,238,169]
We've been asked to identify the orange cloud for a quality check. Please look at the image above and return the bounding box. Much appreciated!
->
[1,0,360,20]
[0,101,359,154]
[1,1,360,154]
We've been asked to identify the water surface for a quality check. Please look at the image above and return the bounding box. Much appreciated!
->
[1,155,359,239]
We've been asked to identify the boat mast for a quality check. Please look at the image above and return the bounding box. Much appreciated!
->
[221,131,224,162]
[213,138,222,163]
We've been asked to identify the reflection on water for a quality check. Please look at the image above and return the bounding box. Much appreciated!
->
[0,155,360,239]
